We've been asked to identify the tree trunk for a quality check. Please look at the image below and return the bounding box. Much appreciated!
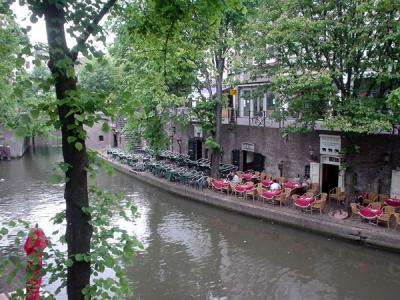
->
[44,3,92,299]
[210,50,224,178]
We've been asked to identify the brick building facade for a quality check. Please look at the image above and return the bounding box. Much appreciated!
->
[171,123,400,197]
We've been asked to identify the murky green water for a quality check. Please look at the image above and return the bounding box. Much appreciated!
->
[1,146,400,299]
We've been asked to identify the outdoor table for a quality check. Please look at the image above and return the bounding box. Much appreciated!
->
[260,190,281,204]
[294,196,316,209]
[244,184,254,191]
[261,190,280,199]
[384,198,400,208]
[283,181,302,189]
[261,179,272,188]
[359,207,382,224]
[212,180,225,191]
[242,173,257,181]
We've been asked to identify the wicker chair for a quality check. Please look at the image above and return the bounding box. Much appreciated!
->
[284,188,292,196]
[246,186,258,202]
[329,187,344,204]
[368,202,382,209]
[207,177,213,189]
[377,206,394,229]
[395,213,400,230]
[275,193,288,207]
[311,193,327,214]
[305,191,315,197]
[233,184,246,198]
[363,192,378,206]
[378,194,389,205]
[350,203,361,219]
[306,183,319,195]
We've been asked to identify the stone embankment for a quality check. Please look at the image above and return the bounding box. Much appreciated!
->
[98,152,400,253]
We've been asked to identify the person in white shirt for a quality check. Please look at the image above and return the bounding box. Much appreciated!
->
[270,179,281,190]
[231,174,241,184]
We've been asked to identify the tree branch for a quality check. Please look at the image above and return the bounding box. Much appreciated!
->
[70,0,117,60]
[162,19,176,78]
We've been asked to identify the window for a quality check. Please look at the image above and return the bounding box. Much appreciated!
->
[98,135,104,141]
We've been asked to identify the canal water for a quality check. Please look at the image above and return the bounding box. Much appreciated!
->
[1,146,400,300]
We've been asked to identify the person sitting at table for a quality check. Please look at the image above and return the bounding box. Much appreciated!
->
[302,175,312,188]
[292,174,301,184]
[231,173,241,184]
[227,171,235,181]
[270,179,281,190]
[354,191,364,206]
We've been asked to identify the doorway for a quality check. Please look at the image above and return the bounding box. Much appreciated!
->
[242,150,254,171]
[195,139,202,160]
[113,133,118,147]
[322,164,339,193]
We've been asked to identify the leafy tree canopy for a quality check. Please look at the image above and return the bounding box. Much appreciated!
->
[245,0,400,133]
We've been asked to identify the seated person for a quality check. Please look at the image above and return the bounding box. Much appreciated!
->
[292,174,301,184]
[302,175,312,188]
[227,171,234,181]
[270,179,281,190]
[231,173,241,184]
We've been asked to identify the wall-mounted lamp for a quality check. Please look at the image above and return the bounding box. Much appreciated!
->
[382,150,392,164]
[177,138,182,154]
[169,135,174,152]
[278,160,284,177]
[308,146,318,161]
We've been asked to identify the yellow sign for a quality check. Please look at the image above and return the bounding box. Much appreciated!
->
[229,89,237,96]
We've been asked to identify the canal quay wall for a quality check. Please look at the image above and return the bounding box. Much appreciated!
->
[98,153,400,253]
[0,126,30,158]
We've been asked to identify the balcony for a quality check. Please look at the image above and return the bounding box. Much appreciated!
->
[222,108,326,130]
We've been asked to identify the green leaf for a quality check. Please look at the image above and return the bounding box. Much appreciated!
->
[75,114,84,122]
[75,253,84,262]
[50,174,63,184]
[67,136,77,144]
[75,142,83,151]
[30,110,40,119]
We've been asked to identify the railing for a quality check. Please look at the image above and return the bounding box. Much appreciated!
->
[223,109,280,127]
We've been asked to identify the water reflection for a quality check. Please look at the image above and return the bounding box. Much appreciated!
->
[1,146,400,300]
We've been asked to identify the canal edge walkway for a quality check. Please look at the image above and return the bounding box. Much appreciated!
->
[97,152,400,253]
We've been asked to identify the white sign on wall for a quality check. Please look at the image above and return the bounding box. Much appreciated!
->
[310,162,320,184]
[241,142,255,152]
[390,170,400,198]
[194,126,203,138]
[320,134,341,156]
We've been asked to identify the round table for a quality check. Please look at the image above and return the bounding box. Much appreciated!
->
[385,198,400,207]
[261,179,272,188]
[359,207,382,220]
[328,210,349,220]
[242,173,257,181]
[294,196,315,208]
